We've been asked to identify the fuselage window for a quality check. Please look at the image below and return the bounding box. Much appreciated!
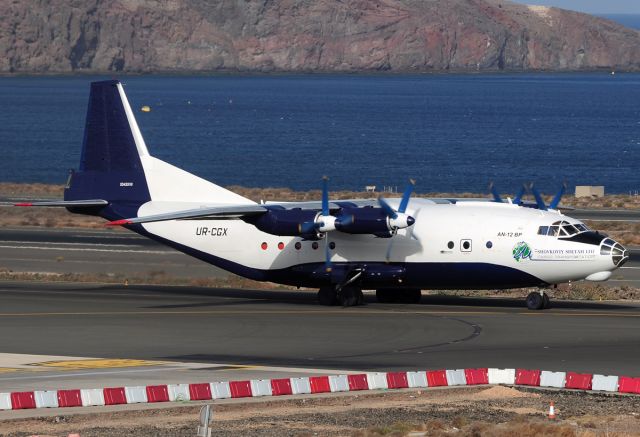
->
[447,241,454,249]
[486,241,493,249]
[461,239,472,252]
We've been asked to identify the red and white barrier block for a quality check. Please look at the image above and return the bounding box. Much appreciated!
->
[1,368,638,411]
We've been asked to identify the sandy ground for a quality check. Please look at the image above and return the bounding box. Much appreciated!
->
[1,386,639,437]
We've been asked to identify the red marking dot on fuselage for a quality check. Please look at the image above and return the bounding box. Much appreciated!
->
[278,242,285,250]
[261,242,268,250]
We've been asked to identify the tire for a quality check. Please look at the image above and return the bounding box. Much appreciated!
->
[318,286,337,306]
[376,289,393,303]
[339,286,363,307]
[402,289,422,304]
[526,292,544,310]
[542,293,551,309]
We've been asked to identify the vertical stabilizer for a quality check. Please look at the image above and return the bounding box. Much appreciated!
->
[65,80,254,216]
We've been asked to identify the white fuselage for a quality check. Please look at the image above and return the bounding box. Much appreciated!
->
[137,198,623,288]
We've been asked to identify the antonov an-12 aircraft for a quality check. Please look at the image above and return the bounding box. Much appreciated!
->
[17,80,629,310]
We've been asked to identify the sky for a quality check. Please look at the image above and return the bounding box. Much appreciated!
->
[512,1,640,14]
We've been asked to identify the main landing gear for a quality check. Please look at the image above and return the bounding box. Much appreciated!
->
[526,290,551,310]
[318,285,364,307]
[376,288,422,304]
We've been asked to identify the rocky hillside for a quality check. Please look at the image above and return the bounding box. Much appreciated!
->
[2,0,640,73]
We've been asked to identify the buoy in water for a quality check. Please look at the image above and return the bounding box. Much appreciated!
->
[141,105,151,112]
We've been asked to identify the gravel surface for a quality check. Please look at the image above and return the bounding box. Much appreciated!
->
[1,386,639,437]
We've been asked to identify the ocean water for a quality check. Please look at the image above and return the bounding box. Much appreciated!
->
[601,14,640,30]
[0,74,639,195]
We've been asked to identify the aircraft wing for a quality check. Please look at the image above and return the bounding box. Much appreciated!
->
[107,204,269,225]
[108,199,389,226]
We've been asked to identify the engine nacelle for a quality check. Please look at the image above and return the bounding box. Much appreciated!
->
[335,207,393,236]
[247,208,320,239]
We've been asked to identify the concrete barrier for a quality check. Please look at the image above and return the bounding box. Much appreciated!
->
[488,368,515,385]
[34,390,59,409]
[446,369,467,386]
[167,384,191,402]
[540,371,566,388]
[329,375,350,393]
[592,375,618,392]
[124,386,148,404]
[366,372,389,390]
[210,381,231,399]
[80,389,105,407]
[407,371,428,388]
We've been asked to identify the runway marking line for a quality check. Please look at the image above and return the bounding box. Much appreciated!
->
[0,309,638,318]
[0,368,20,373]
[33,359,168,370]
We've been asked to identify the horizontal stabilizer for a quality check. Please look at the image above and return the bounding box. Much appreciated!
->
[14,199,108,207]
[106,204,268,226]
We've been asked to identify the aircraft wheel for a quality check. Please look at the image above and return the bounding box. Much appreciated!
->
[376,289,393,303]
[526,291,544,310]
[318,286,337,306]
[542,293,551,309]
[401,289,422,304]
[339,286,363,307]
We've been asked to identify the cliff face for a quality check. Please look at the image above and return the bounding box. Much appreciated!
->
[1,0,640,73]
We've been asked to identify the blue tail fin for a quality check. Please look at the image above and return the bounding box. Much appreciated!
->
[65,80,151,217]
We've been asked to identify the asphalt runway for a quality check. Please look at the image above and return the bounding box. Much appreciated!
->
[0,281,639,379]
[0,227,229,279]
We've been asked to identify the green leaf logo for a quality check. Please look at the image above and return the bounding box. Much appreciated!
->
[512,241,532,262]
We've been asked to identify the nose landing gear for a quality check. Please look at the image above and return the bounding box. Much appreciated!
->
[526,290,551,310]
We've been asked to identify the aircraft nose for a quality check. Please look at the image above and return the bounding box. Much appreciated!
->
[600,238,629,268]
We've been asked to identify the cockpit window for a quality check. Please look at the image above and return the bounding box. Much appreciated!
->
[538,221,589,238]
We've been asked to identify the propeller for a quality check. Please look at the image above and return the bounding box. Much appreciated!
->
[318,176,336,272]
[379,179,416,261]
[529,183,547,210]
[489,182,526,205]
[529,182,567,211]
[549,182,567,210]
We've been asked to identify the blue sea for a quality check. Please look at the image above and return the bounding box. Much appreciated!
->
[0,74,639,195]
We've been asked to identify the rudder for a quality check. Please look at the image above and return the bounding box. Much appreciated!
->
[65,80,151,210]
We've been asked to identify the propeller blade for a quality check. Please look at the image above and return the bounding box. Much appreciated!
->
[321,176,330,217]
[385,236,395,262]
[398,179,416,213]
[549,182,567,210]
[378,197,398,220]
[489,182,503,203]
[408,208,422,241]
[324,234,332,272]
[513,185,526,205]
[529,183,547,210]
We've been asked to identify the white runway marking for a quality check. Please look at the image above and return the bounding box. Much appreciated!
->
[0,244,172,254]
[0,240,144,248]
